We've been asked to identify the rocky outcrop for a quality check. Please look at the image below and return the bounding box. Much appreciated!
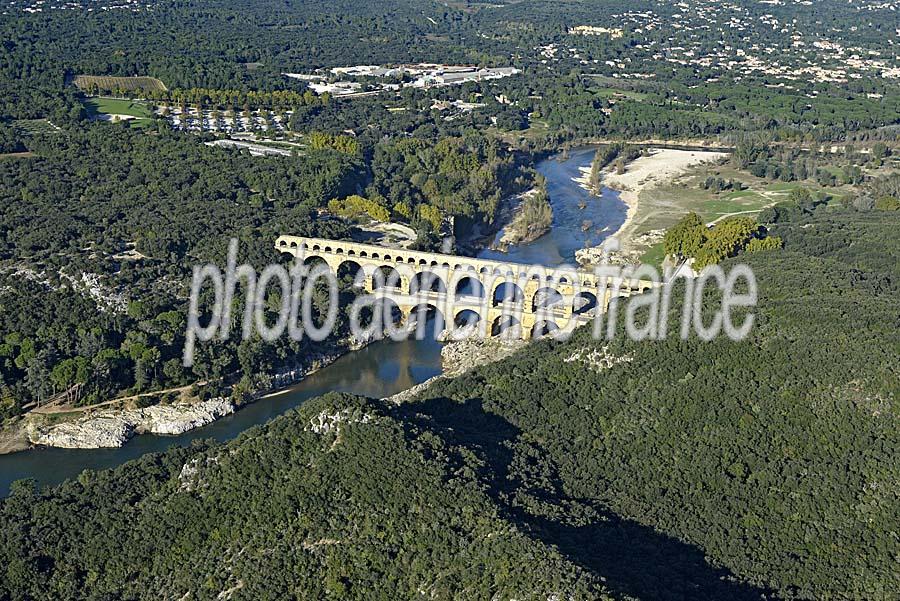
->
[440,337,527,377]
[29,415,134,449]
[305,408,374,435]
[28,398,235,449]
[575,229,665,267]
[563,346,634,373]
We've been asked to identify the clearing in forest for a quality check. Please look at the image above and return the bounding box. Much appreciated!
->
[72,75,167,94]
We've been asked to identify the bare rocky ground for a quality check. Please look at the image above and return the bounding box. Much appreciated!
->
[26,398,235,449]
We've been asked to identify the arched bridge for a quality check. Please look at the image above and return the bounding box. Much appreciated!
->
[276,235,652,340]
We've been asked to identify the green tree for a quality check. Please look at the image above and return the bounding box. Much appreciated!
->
[663,212,708,259]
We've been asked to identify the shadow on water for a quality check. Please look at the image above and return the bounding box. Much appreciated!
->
[395,397,774,601]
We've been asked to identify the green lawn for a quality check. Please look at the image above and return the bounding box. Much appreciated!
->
[640,241,667,268]
[83,98,154,126]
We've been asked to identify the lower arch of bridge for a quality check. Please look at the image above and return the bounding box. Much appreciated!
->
[407,303,446,339]
[453,309,482,328]
[410,270,447,294]
[574,291,598,315]
[373,298,403,327]
[531,320,560,339]
[491,314,521,339]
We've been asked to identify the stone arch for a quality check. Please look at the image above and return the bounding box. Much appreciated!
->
[491,314,521,339]
[324,246,333,253]
[372,252,380,259]
[531,320,559,339]
[532,287,564,312]
[374,297,403,328]
[492,281,524,306]
[303,255,326,266]
[454,275,485,300]
[574,291,598,315]
[312,244,321,251]
[347,249,356,256]
[359,251,368,258]
[410,271,447,294]
[356,297,404,333]
[407,303,446,339]
[447,309,482,340]
[336,260,363,286]
[373,265,403,290]
[454,309,482,328]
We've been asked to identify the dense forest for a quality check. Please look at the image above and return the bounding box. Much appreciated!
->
[0,116,534,416]
[2,0,899,140]
[0,124,363,409]
[1,207,896,599]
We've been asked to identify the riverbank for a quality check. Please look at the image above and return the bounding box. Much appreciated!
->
[14,335,527,453]
[575,148,729,265]
[387,337,527,404]
[3,347,351,454]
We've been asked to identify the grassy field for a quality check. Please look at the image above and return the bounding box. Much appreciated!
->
[621,159,861,265]
[72,75,166,93]
[640,241,667,267]
[83,98,154,127]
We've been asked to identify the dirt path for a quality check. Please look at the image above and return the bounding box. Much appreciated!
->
[29,383,199,416]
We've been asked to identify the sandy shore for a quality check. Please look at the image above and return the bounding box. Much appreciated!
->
[571,148,729,266]
[601,148,728,245]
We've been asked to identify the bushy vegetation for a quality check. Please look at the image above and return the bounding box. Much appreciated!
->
[662,212,781,269]
[418,208,899,599]
[0,125,362,415]
[328,195,391,222]
[0,394,610,600]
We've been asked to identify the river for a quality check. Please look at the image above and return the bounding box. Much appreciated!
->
[0,147,625,495]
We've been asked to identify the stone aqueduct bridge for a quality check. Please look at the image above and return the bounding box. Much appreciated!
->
[276,235,653,339]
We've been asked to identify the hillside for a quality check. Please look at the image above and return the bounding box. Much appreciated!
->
[0,393,611,600]
[0,208,897,599]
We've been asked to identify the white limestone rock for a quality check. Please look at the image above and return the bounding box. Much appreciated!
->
[28,398,235,449]
[135,398,235,435]
[29,415,134,448]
